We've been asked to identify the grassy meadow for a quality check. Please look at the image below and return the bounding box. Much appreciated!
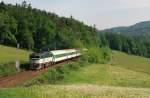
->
[57,51,150,88]
[112,51,150,74]
[59,64,150,88]
[0,45,30,76]
[0,45,30,64]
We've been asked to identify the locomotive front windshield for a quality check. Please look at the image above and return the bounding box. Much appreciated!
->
[30,52,53,60]
[30,55,40,59]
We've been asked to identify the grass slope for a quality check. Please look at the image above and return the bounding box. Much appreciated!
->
[0,45,30,76]
[112,51,150,74]
[59,64,150,88]
[58,51,150,88]
[0,45,30,64]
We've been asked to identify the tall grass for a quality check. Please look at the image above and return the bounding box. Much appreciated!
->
[0,85,150,98]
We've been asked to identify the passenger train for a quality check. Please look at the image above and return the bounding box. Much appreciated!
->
[29,49,81,69]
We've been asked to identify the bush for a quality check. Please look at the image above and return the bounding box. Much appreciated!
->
[67,62,80,71]
[0,61,30,77]
[23,61,88,86]
[20,62,30,70]
[81,47,111,64]
[0,62,17,77]
[101,47,111,63]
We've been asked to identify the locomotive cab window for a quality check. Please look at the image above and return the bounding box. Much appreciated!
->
[30,55,40,59]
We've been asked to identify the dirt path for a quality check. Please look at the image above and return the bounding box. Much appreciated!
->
[0,68,49,88]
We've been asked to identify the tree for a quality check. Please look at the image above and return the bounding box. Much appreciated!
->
[17,18,34,49]
[0,1,6,11]
[22,1,27,8]
[0,2,101,52]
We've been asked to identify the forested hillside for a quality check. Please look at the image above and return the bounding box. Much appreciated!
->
[0,1,99,51]
[99,21,150,58]
[99,32,150,58]
[102,21,150,35]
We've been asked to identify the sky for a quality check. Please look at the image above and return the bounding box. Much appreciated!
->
[1,0,150,30]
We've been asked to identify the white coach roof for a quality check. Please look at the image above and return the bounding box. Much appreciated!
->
[50,49,77,55]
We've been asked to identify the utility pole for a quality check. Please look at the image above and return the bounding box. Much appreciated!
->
[108,55,113,86]
[54,32,59,50]
[16,43,20,72]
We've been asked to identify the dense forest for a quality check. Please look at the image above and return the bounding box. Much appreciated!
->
[0,1,99,51]
[100,21,150,58]
[99,32,150,58]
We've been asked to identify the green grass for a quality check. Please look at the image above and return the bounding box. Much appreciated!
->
[0,45,30,64]
[57,51,150,88]
[0,85,150,98]
[0,45,30,76]
[112,51,150,74]
[59,64,150,88]
[59,64,108,85]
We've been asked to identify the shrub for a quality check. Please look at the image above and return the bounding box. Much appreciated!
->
[20,62,30,70]
[81,47,111,64]
[100,47,111,63]
[67,62,80,71]
[0,62,17,77]
[23,61,88,86]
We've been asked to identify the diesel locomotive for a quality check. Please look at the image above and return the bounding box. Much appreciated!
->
[29,49,81,69]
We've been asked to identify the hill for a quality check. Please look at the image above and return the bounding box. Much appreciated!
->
[0,1,99,51]
[102,21,150,35]
[58,51,150,88]
[0,45,30,76]
[99,21,150,58]
[112,51,150,74]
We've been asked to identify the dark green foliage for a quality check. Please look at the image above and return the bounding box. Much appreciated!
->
[81,47,111,64]
[100,21,150,58]
[0,62,17,77]
[0,61,30,77]
[0,12,17,46]
[0,2,99,50]
[20,62,30,70]
[99,32,150,58]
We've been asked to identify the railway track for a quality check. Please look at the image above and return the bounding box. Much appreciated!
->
[0,58,79,88]
[0,70,46,88]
